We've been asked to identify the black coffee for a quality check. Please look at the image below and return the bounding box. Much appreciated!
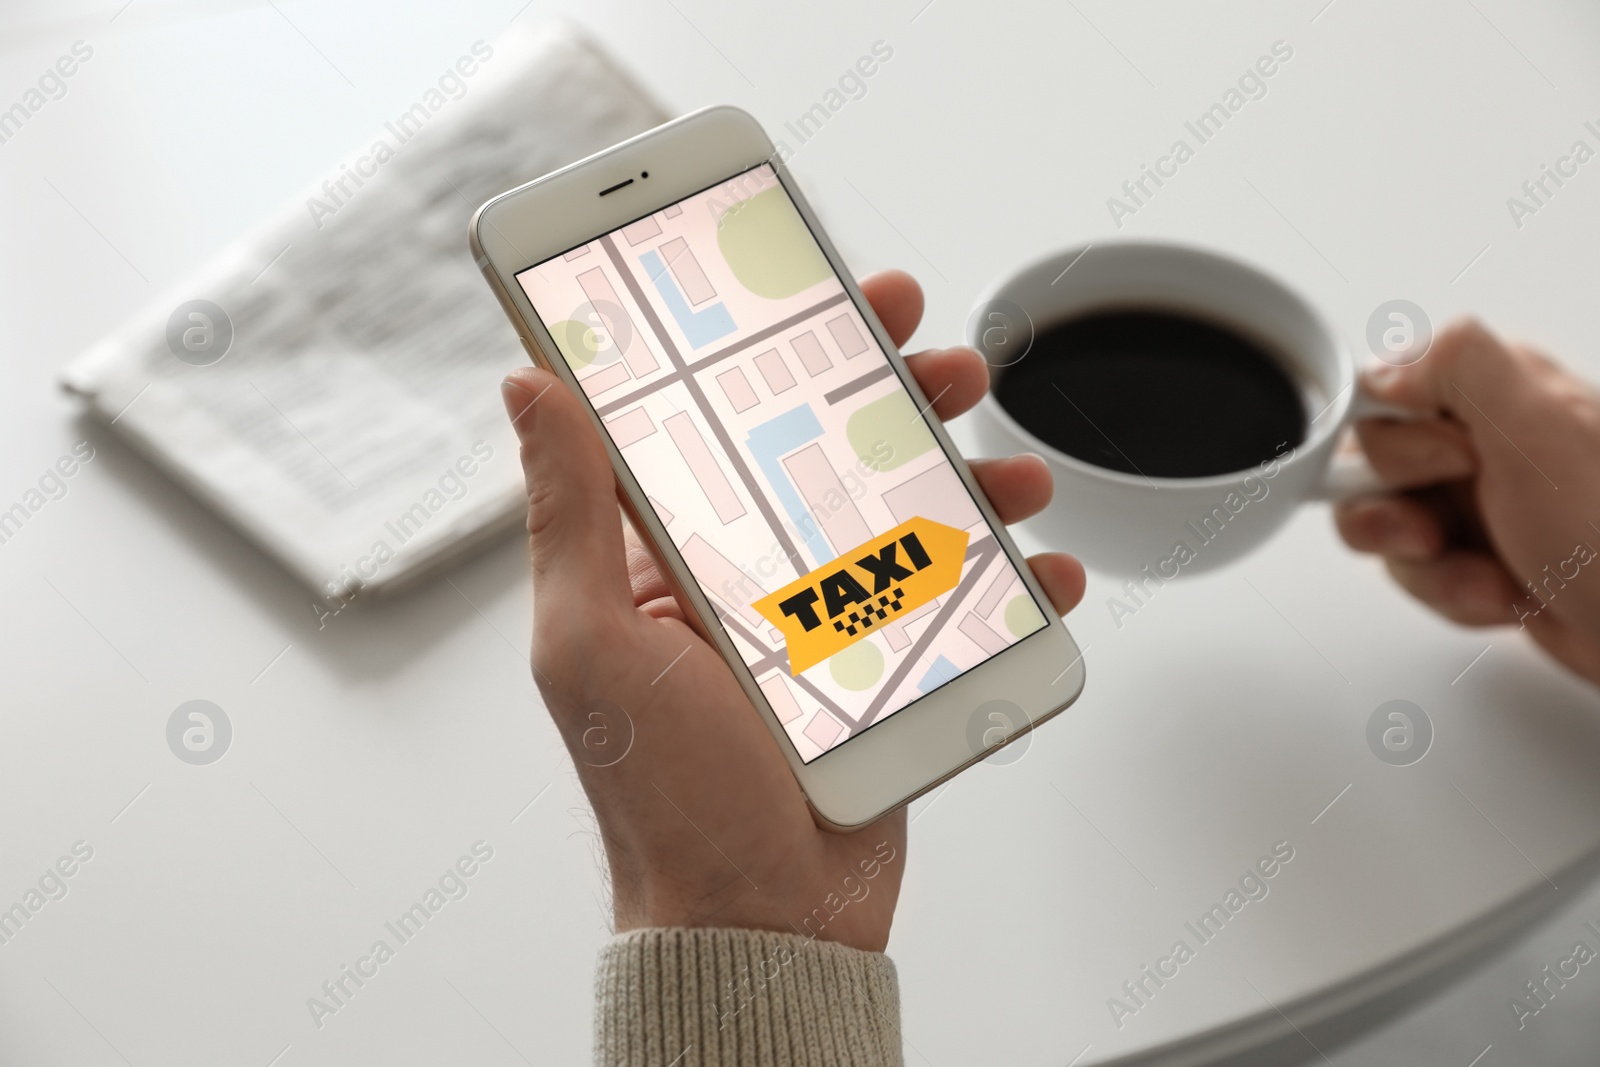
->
[994,309,1307,478]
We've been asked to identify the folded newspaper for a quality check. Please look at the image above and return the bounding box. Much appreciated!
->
[61,22,667,606]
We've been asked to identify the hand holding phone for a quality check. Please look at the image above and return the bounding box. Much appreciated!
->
[500,269,1084,949]
[474,107,1087,833]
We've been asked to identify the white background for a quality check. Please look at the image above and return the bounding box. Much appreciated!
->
[3,1,1600,1064]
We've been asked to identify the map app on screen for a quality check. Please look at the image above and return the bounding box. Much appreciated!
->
[515,163,1046,762]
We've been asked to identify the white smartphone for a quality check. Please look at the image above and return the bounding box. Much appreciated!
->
[469,105,1085,829]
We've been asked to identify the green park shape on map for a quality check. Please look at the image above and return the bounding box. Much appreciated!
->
[717,187,832,299]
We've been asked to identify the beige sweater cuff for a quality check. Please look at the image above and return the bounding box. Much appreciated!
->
[594,927,905,1067]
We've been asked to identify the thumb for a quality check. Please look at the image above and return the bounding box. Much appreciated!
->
[1361,318,1526,432]
[501,366,632,613]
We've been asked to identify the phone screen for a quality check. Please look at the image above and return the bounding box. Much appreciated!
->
[515,162,1046,762]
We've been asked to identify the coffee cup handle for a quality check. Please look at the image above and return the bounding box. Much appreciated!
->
[1312,385,1421,501]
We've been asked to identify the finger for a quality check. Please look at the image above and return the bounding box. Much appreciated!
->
[622,520,671,608]
[968,454,1052,524]
[1334,496,1446,562]
[1362,318,1532,430]
[1351,418,1476,490]
[1026,552,1087,615]
[903,346,989,421]
[637,595,685,623]
[859,269,924,349]
[502,367,633,613]
[1383,551,1521,627]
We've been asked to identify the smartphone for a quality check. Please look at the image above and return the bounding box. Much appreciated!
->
[469,105,1085,829]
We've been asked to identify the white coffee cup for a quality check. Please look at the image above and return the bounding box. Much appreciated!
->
[968,241,1409,577]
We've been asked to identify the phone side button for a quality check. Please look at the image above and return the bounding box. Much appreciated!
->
[520,336,545,369]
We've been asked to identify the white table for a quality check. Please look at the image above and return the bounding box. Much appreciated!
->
[4,2,1600,1064]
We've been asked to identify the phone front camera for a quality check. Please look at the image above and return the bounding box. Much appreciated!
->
[640,171,649,178]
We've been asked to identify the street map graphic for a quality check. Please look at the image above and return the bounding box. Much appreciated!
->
[516,164,1045,761]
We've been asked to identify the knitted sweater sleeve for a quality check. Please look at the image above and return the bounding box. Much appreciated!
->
[593,927,905,1067]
